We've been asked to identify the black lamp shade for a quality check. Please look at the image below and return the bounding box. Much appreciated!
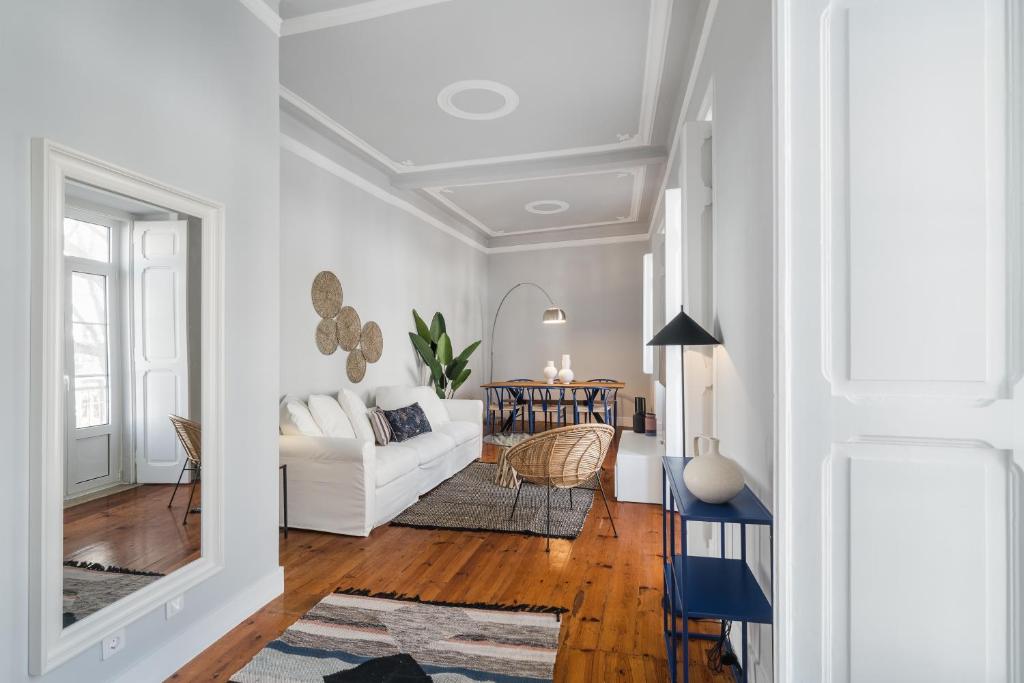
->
[646,307,721,347]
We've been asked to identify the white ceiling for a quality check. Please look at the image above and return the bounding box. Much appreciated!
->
[277,0,692,247]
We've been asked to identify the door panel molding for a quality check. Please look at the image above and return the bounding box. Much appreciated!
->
[820,0,1018,403]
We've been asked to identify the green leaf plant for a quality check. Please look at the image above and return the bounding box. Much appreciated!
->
[409,310,481,399]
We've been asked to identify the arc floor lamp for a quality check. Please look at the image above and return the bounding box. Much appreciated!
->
[489,282,567,383]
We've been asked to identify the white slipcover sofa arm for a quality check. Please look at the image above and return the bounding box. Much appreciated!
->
[442,399,483,425]
[279,435,376,536]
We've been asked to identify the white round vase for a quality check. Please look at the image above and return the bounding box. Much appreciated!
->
[683,436,744,504]
[543,361,558,384]
[558,354,574,384]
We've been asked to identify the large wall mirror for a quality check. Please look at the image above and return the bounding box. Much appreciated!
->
[30,140,225,674]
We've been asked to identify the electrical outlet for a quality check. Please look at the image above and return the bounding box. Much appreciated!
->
[165,595,184,619]
[102,629,126,660]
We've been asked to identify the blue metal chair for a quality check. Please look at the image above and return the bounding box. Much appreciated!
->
[583,379,621,427]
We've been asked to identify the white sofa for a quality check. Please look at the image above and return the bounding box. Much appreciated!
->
[279,386,483,536]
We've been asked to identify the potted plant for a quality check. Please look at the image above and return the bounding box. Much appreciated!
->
[408,310,481,399]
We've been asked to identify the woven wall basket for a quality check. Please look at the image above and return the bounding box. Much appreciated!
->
[347,349,367,383]
[336,306,362,351]
[311,271,343,318]
[360,321,383,363]
[315,318,339,355]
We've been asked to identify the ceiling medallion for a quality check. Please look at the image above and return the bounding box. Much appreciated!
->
[437,80,519,121]
[525,200,570,215]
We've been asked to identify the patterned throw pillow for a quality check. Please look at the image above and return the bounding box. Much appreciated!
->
[366,407,393,446]
[383,402,432,442]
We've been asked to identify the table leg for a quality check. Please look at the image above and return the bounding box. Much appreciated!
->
[280,464,288,538]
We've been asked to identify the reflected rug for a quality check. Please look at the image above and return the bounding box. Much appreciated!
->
[391,461,596,540]
[230,588,566,682]
[62,561,164,626]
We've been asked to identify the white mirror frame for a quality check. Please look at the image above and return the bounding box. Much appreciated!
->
[28,139,225,674]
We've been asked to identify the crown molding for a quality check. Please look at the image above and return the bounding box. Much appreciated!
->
[280,0,673,174]
[281,134,487,253]
[648,0,717,236]
[282,0,456,36]
[391,144,666,189]
[423,166,648,236]
[283,134,651,254]
[237,0,282,35]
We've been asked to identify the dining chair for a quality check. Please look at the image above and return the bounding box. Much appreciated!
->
[505,423,617,551]
[581,379,620,426]
[168,415,202,525]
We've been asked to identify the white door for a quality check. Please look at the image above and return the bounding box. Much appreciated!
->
[63,213,122,497]
[132,220,190,484]
[778,1,1021,681]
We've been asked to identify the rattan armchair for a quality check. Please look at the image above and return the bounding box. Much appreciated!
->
[168,415,201,525]
[505,423,618,551]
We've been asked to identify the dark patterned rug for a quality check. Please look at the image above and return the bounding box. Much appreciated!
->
[63,561,164,626]
[230,588,565,682]
[391,461,596,540]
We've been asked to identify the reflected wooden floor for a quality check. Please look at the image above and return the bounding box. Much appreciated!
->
[64,482,201,575]
[171,430,733,682]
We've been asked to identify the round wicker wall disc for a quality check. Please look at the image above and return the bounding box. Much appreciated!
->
[360,321,383,363]
[336,306,362,351]
[315,318,339,355]
[311,271,343,318]
[347,350,367,383]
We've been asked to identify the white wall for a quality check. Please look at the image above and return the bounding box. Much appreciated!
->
[280,118,489,404]
[0,2,281,681]
[658,0,774,678]
[487,242,649,423]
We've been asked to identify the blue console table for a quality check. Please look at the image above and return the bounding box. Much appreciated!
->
[662,456,772,682]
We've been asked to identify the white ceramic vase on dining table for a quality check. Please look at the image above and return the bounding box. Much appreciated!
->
[558,354,574,384]
[543,361,558,384]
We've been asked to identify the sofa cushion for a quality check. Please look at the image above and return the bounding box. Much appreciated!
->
[383,403,432,442]
[367,407,393,446]
[436,421,480,446]
[401,431,457,466]
[308,394,356,438]
[375,443,418,487]
[338,388,374,443]
[376,386,450,431]
[280,396,322,436]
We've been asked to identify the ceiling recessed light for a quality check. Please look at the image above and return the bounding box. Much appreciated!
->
[525,200,570,215]
[437,80,519,121]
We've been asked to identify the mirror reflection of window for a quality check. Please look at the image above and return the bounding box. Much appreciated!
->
[61,180,203,629]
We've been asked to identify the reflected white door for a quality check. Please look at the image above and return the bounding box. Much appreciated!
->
[781,1,1020,681]
[63,215,123,497]
[132,220,190,484]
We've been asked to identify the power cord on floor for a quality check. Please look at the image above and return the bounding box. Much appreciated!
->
[706,620,738,672]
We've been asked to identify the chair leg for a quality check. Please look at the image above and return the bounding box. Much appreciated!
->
[546,484,551,552]
[569,487,574,509]
[168,460,188,508]
[597,477,618,538]
[183,469,199,525]
[509,481,523,521]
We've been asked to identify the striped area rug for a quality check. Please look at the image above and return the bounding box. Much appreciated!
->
[231,589,566,682]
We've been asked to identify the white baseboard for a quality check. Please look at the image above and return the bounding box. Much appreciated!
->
[112,565,284,683]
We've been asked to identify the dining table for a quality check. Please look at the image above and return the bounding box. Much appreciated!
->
[481,379,625,434]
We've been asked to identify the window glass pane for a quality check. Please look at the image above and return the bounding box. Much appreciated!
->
[63,218,110,262]
[73,323,108,377]
[71,272,107,324]
[75,377,109,428]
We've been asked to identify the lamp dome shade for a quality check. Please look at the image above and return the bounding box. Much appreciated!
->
[647,308,720,346]
[542,307,567,324]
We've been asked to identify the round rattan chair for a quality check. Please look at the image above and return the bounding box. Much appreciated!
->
[505,423,618,551]
[168,415,201,525]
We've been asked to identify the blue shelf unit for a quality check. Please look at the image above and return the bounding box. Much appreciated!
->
[662,456,772,682]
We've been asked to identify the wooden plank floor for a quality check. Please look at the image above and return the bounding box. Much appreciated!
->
[64,482,201,575]
[162,429,731,682]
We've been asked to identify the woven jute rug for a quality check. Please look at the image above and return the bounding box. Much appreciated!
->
[62,561,164,626]
[391,461,596,540]
[230,588,565,682]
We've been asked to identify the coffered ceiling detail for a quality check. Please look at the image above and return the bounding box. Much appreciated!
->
[277,0,691,248]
